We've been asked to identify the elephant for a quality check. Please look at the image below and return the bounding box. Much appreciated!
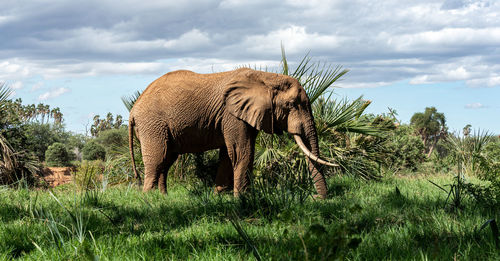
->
[128,68,337,199]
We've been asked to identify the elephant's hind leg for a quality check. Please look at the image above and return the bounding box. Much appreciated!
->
[158,153,178,194]
[141,136,170,193]
[215,147,234,193]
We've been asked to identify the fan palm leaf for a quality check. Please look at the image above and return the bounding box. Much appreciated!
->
[0,82,12,106]
[279,45,349,104]
[121,90,142,112]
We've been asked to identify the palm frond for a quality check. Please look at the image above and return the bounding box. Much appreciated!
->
[254,134,288,169]
[280,43,289,76]
[0,82,13,109]
[0,135,16,171]
[314,96,385,137]
[121,90,142,112]
[447,129,493,177]
[279,47,349,104]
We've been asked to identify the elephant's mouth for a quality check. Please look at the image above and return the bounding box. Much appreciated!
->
[273,128,283,135]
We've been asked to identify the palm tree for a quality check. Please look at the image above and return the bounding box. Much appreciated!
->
[0,83,40,185]
[91,115,101,137]
[254,47,386,180]
[105,112,114,129]
[448,129,492,177]
[44,104,51,124]
[115,115,123,128]
[27,104,36,122]
[50,108,56,123]
[50,107,63,125]
[463,124,472,137]
[36,103,44,123]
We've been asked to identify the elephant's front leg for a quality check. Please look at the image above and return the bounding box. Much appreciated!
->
[224,128,257,197]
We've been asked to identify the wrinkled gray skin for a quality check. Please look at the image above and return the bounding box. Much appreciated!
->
[129,68,328,198]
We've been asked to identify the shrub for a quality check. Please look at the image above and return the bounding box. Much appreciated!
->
[21,123,68,161]
[45,142,71,167]
[73,160,104,190]
[384,125,426,171]
[82,140,106,161]
[95,127,128,157]
[485,137,500,163]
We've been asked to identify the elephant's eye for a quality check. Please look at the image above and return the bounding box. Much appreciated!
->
[285,100,294,108]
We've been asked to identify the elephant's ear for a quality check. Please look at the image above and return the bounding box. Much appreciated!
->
[224,72,273,132]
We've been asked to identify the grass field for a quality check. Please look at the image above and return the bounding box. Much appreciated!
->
[0,174,499,260]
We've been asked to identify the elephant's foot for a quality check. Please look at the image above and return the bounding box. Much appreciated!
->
[312,194,327,200]
[233,190,242,198]
[214,185,231,194]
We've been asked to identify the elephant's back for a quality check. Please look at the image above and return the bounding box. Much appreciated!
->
[130,70,228,135]
[136,70,199,104]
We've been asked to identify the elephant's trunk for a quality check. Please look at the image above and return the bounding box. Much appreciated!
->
[296,118,329,199]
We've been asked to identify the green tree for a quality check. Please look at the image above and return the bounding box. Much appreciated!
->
[410,107,447,157]
[95,127,128,157]
[463,124,472,137]
[45,142,71,167]
[0,83,40,185]
[82,140,106,161]
[384,124,426,171]
[90,113,124,137]
[22,123,64,161]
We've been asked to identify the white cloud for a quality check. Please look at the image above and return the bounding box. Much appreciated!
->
[0,15,15,26]
[163,29,212,51]
[31,82,44,91]
[168,58,280,73]
[390,27,500,53]
[11,81,23,90]
[220,0,273,8]
[33,27,167,54]
[0,61,30,78]
[467,75,500,87]
[0,0,499,90]
[38,87,70,101]
[0,58,173,79]
[408,57,500,87]
[465,102,486,109]
[242,25,342,55]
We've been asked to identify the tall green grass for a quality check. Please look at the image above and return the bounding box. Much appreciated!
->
[0,173,498,260]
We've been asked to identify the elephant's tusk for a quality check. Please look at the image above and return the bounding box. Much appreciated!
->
[293,135,339,167]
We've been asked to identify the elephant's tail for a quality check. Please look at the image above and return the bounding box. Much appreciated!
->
[129,116,142,185]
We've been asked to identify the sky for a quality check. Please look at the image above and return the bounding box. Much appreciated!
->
[1,0,499,134]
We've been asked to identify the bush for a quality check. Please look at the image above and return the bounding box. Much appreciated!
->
[45,142,71,167]
[384,125,426,171]
[82,140,106,161]
[485,137,500,163]
[73,160,104,190]
[21,123,71,161]
[95,127,128,157]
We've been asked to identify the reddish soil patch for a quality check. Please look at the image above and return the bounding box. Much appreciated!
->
[40,167,75,187]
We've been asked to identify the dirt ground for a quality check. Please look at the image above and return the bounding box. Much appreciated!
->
[39,167,74,187]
